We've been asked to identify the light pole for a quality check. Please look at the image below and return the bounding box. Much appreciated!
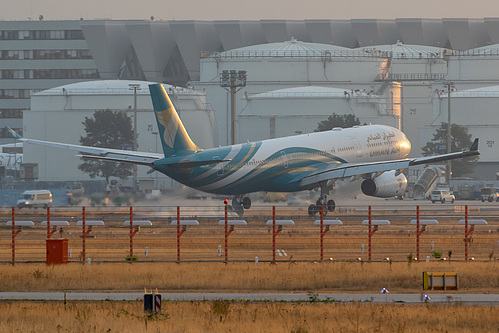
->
[444,82,455,185]
[129,83,141,192]
[220,70,247,145]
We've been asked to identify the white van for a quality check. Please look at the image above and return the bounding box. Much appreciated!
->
[17,190,52,208]
[430,190,455,204]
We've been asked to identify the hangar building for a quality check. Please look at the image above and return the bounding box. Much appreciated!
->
[3,19,499,185]
[24,80,215,186]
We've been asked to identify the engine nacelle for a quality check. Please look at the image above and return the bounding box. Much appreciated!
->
[361,171,407,198]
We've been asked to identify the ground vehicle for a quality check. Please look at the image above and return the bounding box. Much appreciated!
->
[17,190,52,208]
[481,187,499,202]
[431,190,455,203]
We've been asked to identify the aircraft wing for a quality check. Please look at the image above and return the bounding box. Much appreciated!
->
[5,127,162,166]
[300,138,479,188]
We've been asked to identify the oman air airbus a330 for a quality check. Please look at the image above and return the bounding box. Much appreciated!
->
[6,83,479,216]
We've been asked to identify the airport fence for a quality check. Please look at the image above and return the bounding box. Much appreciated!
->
[0,203,498,264]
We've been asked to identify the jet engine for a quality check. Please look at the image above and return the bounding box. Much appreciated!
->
[361,170,407,198]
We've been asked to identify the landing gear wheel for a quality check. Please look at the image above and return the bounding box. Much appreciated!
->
[308,204,316,217]
[242,197,251,210]
[232,204,244,217]
[232,197,240,207]
[327,200,336,212]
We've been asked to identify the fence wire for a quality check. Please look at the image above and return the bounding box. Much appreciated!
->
[0,204,498,263]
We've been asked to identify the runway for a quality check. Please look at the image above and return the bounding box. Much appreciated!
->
[0,292,498,305]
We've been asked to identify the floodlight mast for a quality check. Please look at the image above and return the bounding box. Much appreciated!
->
[444,81,454,185]
[220,70,247,145]
[129,83,141,192]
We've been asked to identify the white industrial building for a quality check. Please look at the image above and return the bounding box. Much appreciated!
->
[237,86,400,142]
[4,18,499,186]
[24,80,216,187]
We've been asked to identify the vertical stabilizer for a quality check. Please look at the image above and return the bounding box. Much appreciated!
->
[149,84,201,156]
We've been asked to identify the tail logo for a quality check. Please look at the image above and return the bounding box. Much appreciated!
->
[155,109,179,149]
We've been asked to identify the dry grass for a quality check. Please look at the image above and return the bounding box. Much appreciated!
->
[0,262,498,293]
[0,301,498,332]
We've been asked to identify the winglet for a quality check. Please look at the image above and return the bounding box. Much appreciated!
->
[4,126,22,140]
[470,138,479,152]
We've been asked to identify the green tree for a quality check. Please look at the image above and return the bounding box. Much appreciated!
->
[316,113,360,132]
[78,109,136,183]
[421,122,478,177]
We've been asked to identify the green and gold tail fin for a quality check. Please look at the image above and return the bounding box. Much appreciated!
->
[149,84,201,157]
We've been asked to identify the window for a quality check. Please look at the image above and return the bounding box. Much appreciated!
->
[0,89,30,99]
[0,30,85,40]
[0,109,23,118]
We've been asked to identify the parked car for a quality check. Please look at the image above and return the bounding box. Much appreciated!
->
[431,190,455,203]
[481,187,499,202]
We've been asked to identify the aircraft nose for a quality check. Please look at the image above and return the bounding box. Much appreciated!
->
[401,136,411,156]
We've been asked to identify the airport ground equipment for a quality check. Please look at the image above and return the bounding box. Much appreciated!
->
[362,206,390,261]
[423,271,458,290]
[410,206,439,261]
[220,200,247,263]
[314,206,342,261]
[7,207,34,265]
[124,207,152,263]
[266,206,295,263]
[42,207,69,238]
[46,238,68,265]
[458,206,487,261]
[171,207,199,263]
[144,289,162,313]
[76,207,105,263]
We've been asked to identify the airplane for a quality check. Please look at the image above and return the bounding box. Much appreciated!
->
[6,83,479,216]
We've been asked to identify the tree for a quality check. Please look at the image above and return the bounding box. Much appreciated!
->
[316,113,360,132]
[421,122,478,177]
[78,109,136,183]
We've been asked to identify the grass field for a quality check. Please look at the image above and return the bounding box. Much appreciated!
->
[1,301,498,332]
[0,261,498,293]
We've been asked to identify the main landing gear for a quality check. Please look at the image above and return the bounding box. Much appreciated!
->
[308,198,336,216]
[308,182,335,216]
[230,195,251,217]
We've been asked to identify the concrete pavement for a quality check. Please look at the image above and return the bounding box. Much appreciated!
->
[0,292,498,305]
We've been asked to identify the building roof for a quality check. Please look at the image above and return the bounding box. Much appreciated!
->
[451,85,499,97]
[355,41,447,58]
[248,86,352,99]
[33,80,198,96]
[215,38,352,59]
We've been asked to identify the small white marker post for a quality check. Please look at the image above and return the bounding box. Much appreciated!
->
[255,256,258,265]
